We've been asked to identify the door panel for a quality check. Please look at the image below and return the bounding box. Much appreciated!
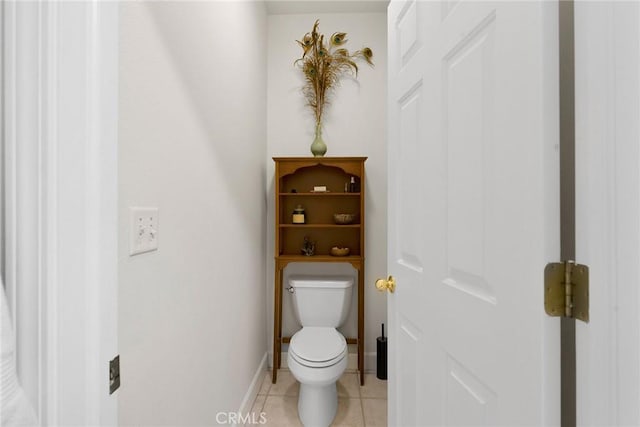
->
[387,1,560,425]
[397,82,425,272]
[397,317,420,427]
[445,356,496,426]
[443,11,495,304]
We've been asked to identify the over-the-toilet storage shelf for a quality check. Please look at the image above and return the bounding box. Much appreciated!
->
[272,157,367,386]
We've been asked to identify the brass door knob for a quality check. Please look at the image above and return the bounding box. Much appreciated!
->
[375,276,396,293]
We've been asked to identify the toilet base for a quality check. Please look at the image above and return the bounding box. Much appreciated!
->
[298,382,337,427]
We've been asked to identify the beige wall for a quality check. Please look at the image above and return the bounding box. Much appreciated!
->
[118,2,267,424]
[266,13,388,370]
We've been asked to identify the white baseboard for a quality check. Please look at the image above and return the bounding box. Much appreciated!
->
[236,352,268,421]
[269,351,380,374]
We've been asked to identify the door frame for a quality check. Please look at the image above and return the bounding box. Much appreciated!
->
[559,1,577,425]
[2,1,118,424]
[574,1,640,425]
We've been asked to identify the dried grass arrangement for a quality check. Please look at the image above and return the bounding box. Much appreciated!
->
[295,20,374,155]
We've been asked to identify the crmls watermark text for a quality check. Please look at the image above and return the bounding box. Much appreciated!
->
[215,412,267,425]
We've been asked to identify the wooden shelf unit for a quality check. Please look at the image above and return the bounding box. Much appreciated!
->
[272,157,367,386]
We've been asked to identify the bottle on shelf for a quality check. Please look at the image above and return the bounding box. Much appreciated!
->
[349,176,357,193]
[292,205,305,224]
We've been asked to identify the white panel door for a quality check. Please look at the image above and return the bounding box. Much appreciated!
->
[387,1,560,425]
[575,2,640,425]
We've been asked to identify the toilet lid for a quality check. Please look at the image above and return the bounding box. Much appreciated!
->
[289,327,346,365]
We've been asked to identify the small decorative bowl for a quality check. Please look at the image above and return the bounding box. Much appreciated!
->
[333,213,356,225]
[330,246,350,257]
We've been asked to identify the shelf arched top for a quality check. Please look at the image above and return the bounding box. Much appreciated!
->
[274,157,367,179]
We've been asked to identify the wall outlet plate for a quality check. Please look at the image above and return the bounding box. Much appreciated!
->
[129,207,159,256]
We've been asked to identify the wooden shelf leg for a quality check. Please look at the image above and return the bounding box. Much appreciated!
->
[272,264,282,383]
[358,264,365,386]
[277,267,284,369]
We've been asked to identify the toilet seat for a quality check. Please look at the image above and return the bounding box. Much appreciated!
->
[289,327,347,368]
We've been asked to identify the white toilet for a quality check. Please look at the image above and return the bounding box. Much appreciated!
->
[287,275,353,427]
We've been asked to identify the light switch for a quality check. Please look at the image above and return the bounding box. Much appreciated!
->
[129,207,159,256]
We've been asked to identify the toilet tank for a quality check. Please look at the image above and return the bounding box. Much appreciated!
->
[289,276,354,327]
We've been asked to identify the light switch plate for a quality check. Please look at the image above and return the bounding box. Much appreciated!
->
[129,207,159,256]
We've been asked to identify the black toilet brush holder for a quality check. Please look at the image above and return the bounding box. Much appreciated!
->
[376,323,387,380]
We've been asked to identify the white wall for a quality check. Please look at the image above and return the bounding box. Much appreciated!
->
[266,13,387,370]
[119,2,267,424]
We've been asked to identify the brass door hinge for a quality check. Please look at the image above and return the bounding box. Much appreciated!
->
[544,261,589,322]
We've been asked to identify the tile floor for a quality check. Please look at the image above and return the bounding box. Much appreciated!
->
[246,370,388,427]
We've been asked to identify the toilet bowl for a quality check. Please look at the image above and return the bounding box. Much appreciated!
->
[286,276,354,427]
[288,327,348,427]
